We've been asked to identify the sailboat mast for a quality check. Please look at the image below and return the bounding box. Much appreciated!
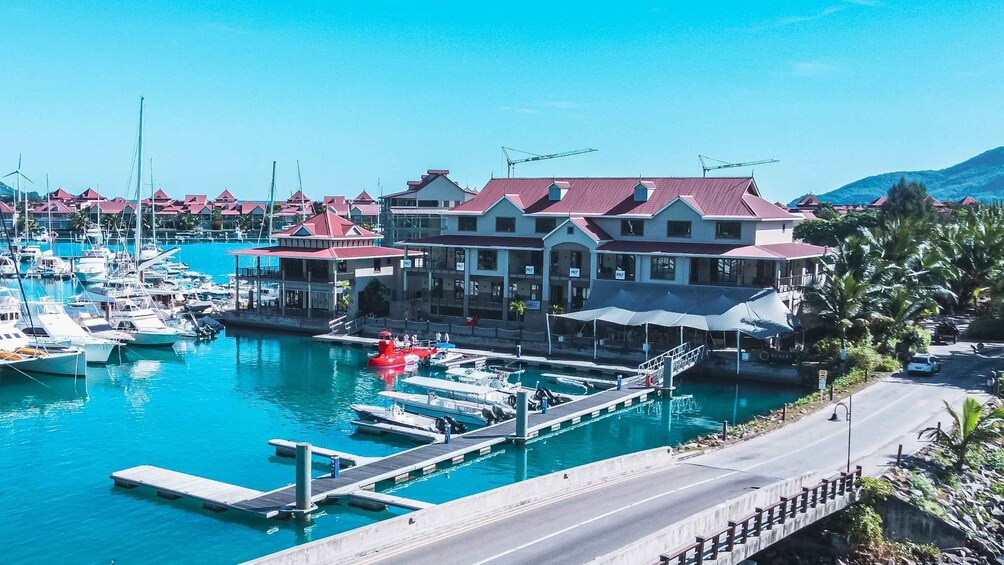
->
[46,175,52,250]
[149,158,156,246]
[267,160,276,240]
[134,97,144,264]
[296,159,304,223]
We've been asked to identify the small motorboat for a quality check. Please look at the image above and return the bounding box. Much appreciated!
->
[350,402,466,434]
[378,390,514,427]
[367,330,437,368]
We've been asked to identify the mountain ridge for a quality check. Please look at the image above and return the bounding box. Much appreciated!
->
[798,146,1004,205]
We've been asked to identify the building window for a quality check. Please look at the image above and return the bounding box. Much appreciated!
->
[713,259,742,283]
[566,226,574,235]
[666,221,691,238]
[621,219,644,236]
[651,257,676,280]
[535,218,556,233]
[715,221,742,240]
[454,279,464,300]
[491,282,503,302]
[496,217,516,233]
[418,200,438,207]
[477,249,497,270]
[458,217,477,231]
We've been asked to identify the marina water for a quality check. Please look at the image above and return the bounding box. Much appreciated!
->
[0,243,801,564]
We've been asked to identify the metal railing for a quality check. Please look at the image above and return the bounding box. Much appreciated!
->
[660,467,862,565]
[669,346,707,379]
[775,273,823,293]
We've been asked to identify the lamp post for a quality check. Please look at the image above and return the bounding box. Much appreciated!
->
[828,395,852,473]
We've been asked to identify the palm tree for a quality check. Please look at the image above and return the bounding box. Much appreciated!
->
[920,397,1004,471]
[70,209,90,233]
[509,299,527,324]
[806,237,889,348]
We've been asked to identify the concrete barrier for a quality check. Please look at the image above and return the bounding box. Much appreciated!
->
[589,472,837,565]
[246,447,676,565]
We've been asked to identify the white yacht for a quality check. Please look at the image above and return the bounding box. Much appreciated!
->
[378,390,512,427]
[109,298,180,347]
[75,248,111,284]
[84,225,104,245]
[17,245,42,263]
[0,255,17,277]
[20,300,119,364]
[0,297,86,376]
[138,243,163,262]
[28,252,71,278]
[71,312,135,344]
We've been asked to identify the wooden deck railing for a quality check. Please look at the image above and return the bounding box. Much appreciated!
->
[659,466,862,565]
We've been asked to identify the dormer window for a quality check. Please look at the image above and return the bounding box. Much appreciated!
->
[633,181,656,202]
[548,181,570,201]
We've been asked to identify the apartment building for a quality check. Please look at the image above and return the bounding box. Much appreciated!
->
[380,170,477,245]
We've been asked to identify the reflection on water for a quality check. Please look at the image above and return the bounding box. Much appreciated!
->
[0,375,88,424]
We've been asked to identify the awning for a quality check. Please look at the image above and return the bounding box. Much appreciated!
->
[556,280,798,339]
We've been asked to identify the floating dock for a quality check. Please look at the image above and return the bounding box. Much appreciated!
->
[110,377,653,519]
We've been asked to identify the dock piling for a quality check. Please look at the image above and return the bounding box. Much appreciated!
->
[542,396,549,414]
[331,455,340,478]
[617,374,623,390]
[295,443,312,512]
[515,391,529,443]
[445,422,452,444]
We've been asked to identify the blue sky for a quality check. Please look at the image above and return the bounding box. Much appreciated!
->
[1,1,1001,203]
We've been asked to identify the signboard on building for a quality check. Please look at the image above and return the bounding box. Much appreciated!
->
[525,265,535,276]
[403,259,412,268]
[615,269,625,280]
[818,370,828,391]
[456,261,465,271]
[569,267,580,278]
[526,300,541,311]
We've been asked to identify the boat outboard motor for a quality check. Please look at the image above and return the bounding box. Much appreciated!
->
[444,416,466,434]
[537,386,571,406]
[482,407,497,425]
[492,405,512,422]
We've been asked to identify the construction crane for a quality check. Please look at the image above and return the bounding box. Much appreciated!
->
[502,146,597,177]
[699,155,779,177]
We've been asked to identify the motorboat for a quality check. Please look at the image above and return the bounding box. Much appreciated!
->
[379,390,513,427]
[28,253,71,278]
[425,349,467,367]
[19,300,119,364]
[350,402,467,434]
[17,245,42,263]
[367,330,437,368]
[108,298,181,347]
[84,225,104,245]
[71,312,136,344]
[0,297,85,377]
[138,243,163,262]
[404,376,580,411]
[74,248,110,284]
[0,255,17,277]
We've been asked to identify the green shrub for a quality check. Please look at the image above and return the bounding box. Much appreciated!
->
[813,336,844,359]
[845,505,885,548]
[968,318,1004,340]
[900,324,931,355]
[846,345,882,375]
[878,356,901,372]
[857,476,893,506]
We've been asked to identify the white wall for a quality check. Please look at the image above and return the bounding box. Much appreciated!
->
[754,220,798,245]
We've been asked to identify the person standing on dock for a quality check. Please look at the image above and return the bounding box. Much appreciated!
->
[436,332,442,344]
[412,334,418,346]
[444,332,450,344]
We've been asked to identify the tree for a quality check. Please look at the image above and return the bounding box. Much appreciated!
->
[70,209,90,233]
[920,397,1004,471]
[882,177,934,221]
[211,207,223,230]
[509,299,527,323]
[357,279,389,316]
[141,212,161,232]
[235,214,253,232]
[16,213,37,234]
[175,213,201,231]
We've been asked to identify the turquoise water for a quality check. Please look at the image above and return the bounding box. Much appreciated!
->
[0,243,803,564]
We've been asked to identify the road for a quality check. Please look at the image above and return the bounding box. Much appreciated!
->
[356,341,997,565]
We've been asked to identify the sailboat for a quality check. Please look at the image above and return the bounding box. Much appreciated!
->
[138,159,162,261]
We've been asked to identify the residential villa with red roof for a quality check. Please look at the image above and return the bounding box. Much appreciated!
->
[397,176,825,325]
[226,210,420,328]
[379,169,477,244]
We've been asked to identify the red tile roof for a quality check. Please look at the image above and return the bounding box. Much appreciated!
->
[387,169,476,198]
[867,196,887,207]
[795,194,819,207]
[959,196,979,205]
[215,189,237,202]
[350,203,380,216]
[568,217,612,241]
[405,235,543,249]
[92,201,135,214]
[48,188,76,202]
[78,188,102,200]
[287,190,311,204]
[152,189,172,201]
[230,245,415,260]
[239,201,267,214]
[0,202,14,214]
[322,195,349,215]
[276,210,377,238]
[34,201,74,214]
[451,177,795,220]
[596,240,827,260]
[352,190,375,203]
[185,194,207,204]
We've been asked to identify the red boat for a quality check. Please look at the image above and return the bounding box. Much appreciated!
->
[368,331,438,368]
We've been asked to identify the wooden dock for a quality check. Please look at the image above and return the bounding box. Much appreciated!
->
[267,439,379,467]
[110,377,654,519]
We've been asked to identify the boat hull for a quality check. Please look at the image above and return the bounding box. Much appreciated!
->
[4,350,86,377]
[129,331,179,347]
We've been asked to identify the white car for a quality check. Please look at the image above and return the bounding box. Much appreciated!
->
[907,353,941,376]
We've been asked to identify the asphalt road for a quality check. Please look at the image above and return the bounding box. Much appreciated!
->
[357,341,997,565]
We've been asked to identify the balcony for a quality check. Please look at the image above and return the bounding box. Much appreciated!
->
[775,273,822,293]
[549,265,587,279]
[509,264,543,279]
[238,266,281,280]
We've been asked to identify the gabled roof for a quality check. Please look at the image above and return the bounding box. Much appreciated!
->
[323,195,349,215]
[215,189,237,202]
[92,201,135,214]
[287,190,311,204]
[867,196,887,207]
[239,201,267,214]
[47,188,76,201]
[959,196,979,206]
[350,203,380,216]
[795,194,819,207]
[352,190,375,203]
[78,188,102,200]
[567,217,613,242]
[0,202,14,214]
[450,177,796,220]
[385,169,477,199]
[185,194,207,204]
[152,189,172,201]
[276,210,376,238]
[34,201,74,214]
